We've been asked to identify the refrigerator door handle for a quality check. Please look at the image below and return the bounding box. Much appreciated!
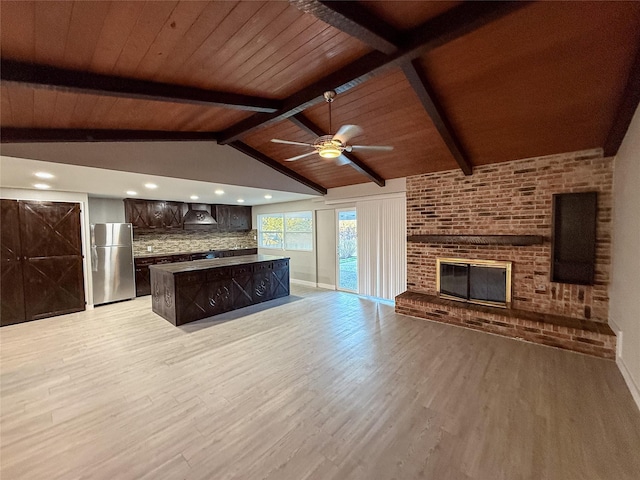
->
[91,245,98,272]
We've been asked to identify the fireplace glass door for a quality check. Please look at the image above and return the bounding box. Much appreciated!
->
[469,265,507,304]
[439,263,468,300]
[437,258,512,307]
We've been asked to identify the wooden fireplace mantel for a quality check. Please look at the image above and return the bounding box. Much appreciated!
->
[407,235,545,246]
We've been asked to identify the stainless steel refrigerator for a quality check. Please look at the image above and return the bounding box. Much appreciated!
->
[90,223,136,306]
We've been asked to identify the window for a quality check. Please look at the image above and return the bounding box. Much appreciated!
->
[258,214,284,249]
[258,211,313,251]
[284,211,313,250]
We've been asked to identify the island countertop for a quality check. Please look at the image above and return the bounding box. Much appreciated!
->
[148,254,289,274]
[149,254,291,326]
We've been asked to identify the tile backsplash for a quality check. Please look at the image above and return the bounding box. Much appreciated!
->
[133,230,257,256]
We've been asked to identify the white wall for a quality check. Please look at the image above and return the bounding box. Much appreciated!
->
[252,178,407,290]
[88,197,125,224]
[1,141,321,196]
[0,188,94,308]
[609,106,640,408]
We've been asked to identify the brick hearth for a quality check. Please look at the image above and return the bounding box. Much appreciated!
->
[396,291,616,359]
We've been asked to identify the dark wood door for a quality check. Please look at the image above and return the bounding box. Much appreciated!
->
[176,275,210,324]
[147,201,165,229]
[215,205,230,232]
[1,200,26,326]
[231,264,253,309]
[271,259,290,299]
[164,202,183,229]
[207,279,232,315]
[228,206,251,231]
[19,201,85,321]
[252,262,273,303]
[134,258,153,297]
[124,199,151,230]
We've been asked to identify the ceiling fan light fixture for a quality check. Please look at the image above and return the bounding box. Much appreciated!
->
[318,145,342,158]
[315,135,343,159]
[272,91,390,163]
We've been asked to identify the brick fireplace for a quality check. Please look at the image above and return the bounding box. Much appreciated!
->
[395,149,616,358]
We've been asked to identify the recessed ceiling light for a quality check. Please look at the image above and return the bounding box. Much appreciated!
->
[144,183,158,189]
[237,199,245,203]
[35,172,54,179]
[33,183,50,190]
[126,190,137,196]
[214,189,224,195]
[264,194,272,199]
[190,195,199,200]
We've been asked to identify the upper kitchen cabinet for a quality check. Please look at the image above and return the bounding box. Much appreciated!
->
[216,205,252,232]
[124,199,251,233]
[146,200,166,229]
[124,199,185,232]
[164,202,184,230]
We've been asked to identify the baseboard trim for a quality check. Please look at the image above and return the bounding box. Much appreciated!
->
[317,283,336,290]
[616,355,640,411]
[290,279,317,288]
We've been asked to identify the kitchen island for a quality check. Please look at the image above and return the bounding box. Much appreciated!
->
[149,254,289,326]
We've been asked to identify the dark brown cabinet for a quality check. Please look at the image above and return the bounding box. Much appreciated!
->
[124,199,185,232]
[125,199,153,230]
[230,206,251,231]
[134,257,155,297]
[1,200,85,326]
[164,202,184,229]
[134,255,184,297]
[125,199,250,233]
[150,256,289,326]
[134,249,258,297]
[216,205,252,232]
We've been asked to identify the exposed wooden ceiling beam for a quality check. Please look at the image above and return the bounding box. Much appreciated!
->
[227,141,327,195]
[289,114,386,187]
[291,0,400,54]
[0,60,281,113]
[297,2,471,176]
[603,47,640,157]
[0,128,219,143]
[402,60,472,176]
[218,1,531,144]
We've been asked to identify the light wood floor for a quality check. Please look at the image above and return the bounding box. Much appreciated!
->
[1,286,639,479]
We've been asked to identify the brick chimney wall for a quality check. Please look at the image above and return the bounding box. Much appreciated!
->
[405,149,613,322]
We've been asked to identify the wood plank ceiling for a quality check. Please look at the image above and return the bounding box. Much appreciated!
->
[1,1,639,194]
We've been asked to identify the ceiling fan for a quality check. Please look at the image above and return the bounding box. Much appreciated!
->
[271,90,394,165]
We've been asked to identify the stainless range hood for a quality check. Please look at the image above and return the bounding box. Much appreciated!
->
[183,204,217,230]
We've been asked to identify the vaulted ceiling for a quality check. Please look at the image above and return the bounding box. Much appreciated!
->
[2,1,639,195]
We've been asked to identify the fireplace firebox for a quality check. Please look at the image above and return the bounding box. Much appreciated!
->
[436,258,512,308]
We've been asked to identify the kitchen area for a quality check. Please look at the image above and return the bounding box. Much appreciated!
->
[122,198,256,297]
[91,197,262,293]
[0,192,288,327]
[0,154,315,329]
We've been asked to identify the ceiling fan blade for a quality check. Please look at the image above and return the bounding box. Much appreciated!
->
[271,139,315,147]
[335,155,351,166]
[333,125,363,144]
[283,151,316,162]
[347,145,394,152]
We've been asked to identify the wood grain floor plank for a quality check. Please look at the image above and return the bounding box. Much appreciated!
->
[1,286,639,479]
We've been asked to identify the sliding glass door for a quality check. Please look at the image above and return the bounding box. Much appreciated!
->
[336,209,357,292]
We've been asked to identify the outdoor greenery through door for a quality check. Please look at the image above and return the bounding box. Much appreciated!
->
[337,209,357,292]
